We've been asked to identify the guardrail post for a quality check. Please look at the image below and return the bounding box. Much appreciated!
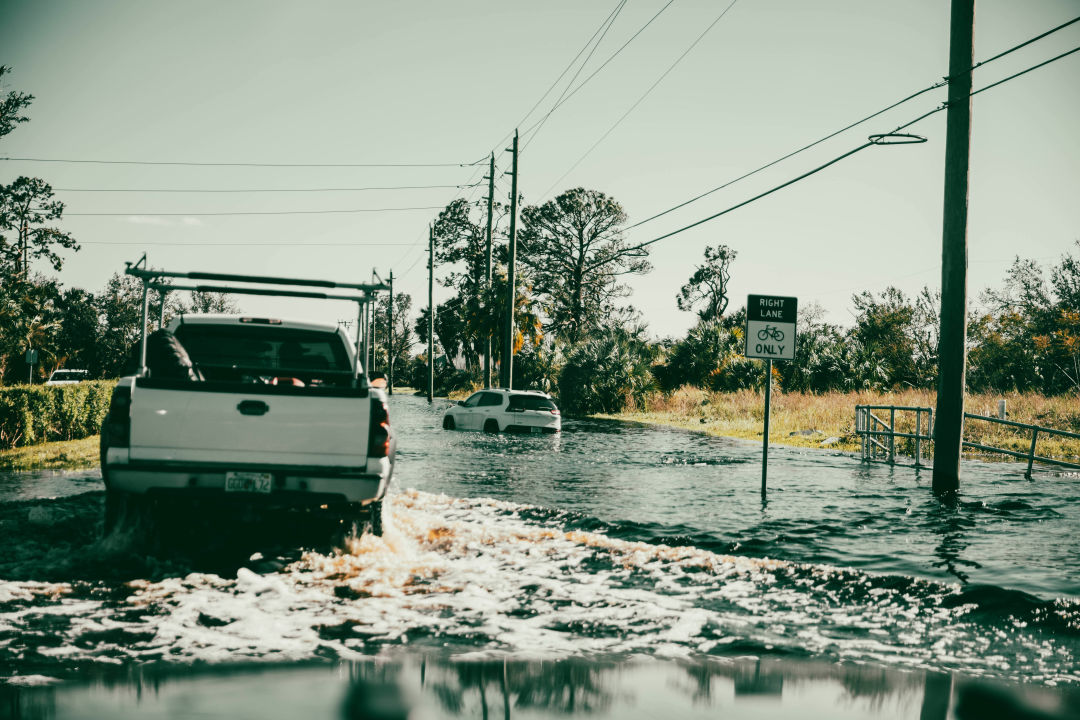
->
[914,409,923,467]
[889,407,896,464]
[1025,428,1038,480]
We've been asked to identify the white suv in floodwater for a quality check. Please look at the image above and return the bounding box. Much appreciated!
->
[46,369,89,385]
[443,389,561,434]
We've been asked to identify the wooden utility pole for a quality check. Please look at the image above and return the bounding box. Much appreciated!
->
[933,0,975,495]
[500,130,519,389]
[20,221,28,278]
[369,269,377,372]
[427,225,435,403]
[484,152,495,389]
[361,282,370,373]
[388,270,394,395]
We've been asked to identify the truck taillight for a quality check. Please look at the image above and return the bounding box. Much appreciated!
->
[105,386,132,448]
[368,399,390,458]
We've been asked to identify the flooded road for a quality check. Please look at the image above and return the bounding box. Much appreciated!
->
[1,394,1078,714]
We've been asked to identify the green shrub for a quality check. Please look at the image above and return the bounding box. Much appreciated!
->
[558,326,656,416]
[0,380,114,449]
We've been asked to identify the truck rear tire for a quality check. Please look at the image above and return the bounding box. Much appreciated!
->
[443,416,455,430]
[367,500,384,537]
[484,419,499,433]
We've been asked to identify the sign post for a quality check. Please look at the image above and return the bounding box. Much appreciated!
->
[744,294,798,495]
[25,348,38,385]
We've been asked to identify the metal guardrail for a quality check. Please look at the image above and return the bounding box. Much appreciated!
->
[962,412,1080,479]
[855,404,1080,478]
[855,405,933,468]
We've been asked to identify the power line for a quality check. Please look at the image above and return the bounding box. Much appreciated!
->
[66,205,446,217]
[510,0,628,135]
[0,157,484,168]
[622,43,1080,254]
[53,183,481,193]
[540,0,740,199]
[80,240,423,246]
[524,0,629,150]
[522,0,676,149]
[625,13,1080,231]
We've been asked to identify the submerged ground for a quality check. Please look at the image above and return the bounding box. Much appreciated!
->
[0,394,1077,717]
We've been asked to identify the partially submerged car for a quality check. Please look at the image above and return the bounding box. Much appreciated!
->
[46,369,89,385]
[442,388,560,434]
[100,262,393,541]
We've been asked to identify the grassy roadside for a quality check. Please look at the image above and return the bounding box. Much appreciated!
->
[0,436,100,472]
[596,387,1080,462]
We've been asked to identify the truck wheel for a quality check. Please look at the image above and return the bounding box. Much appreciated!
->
[367,500,384,537]
[104,490,123,535]
[443,416,455,430]
[103,489,152,539]
[484,419,499,434]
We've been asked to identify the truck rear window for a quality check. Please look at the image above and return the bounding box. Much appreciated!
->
[175,325,351,380]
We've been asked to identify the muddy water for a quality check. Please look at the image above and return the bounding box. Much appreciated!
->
[0,394,1077,700]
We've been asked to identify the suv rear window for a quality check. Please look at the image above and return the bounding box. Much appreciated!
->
[507,394,556,411]
[175,325,351,377]
[49,370,87,382]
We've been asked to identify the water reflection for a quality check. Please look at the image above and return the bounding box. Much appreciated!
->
[6,655,1078,720]
[928,495,982,584]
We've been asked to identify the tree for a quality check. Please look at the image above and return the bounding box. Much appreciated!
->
[677,244,737,319]
[181,290,240,315]
[851,287,921,388]
[0,177,78,276]
[558,311,656,415]
[95,272,146,378]
[0,276,62,384]
[520,188,650,346]
[431,197,509,370]
[0,66,34,141]
[376,292,414,373]
[54,288,101,373]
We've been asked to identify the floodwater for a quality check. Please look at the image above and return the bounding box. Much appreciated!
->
[1,394,1078,718]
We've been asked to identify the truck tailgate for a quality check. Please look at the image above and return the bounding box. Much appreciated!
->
[129,385,369,467]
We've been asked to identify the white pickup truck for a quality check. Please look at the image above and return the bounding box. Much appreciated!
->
[100,263,394,542]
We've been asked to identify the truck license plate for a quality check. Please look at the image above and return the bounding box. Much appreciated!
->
[225,472,273,494]
[530,427,542,434]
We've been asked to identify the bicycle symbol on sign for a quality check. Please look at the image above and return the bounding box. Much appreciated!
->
[757,325,785,342]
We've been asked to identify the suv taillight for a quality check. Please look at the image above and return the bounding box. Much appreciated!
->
[368,399,390,458]
[105,386,132,448]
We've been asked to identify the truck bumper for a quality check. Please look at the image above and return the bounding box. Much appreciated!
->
[106,459,389,506]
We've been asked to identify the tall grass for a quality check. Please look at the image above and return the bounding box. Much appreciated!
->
[599,386,1080,462]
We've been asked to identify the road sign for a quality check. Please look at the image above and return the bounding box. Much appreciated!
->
[745,294,797,361]
[25,349,38,364]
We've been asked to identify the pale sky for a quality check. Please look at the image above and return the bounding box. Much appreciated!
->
[2,0,1078,340]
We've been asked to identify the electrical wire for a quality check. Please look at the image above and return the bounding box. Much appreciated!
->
[524,0,629,150]
[539,0,740,200]
[624,14,1080,231]
[522,0,676,149]
[620,43,1080,254]
[66,205,446,217]
[80,240,422,246]
[0,157,484,168]
[510,0,628,135]
[53,183,481,193]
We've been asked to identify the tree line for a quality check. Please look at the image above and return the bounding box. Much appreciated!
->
[4,66,1078,411]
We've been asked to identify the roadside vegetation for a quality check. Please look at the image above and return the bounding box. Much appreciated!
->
[0,435,98,472]
[4,65,1079,471]
[599,387,1080,462]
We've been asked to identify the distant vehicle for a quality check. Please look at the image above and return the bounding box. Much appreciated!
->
[100,262,393,541]
[46,369,89,385]
[443,388,560,434]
